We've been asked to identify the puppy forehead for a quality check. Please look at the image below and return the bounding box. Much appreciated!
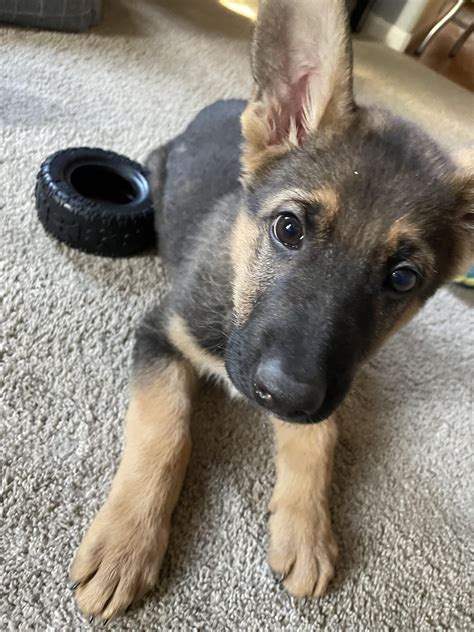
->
[249,114,452,226]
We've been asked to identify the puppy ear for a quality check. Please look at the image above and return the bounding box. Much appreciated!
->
[241,0,354,178]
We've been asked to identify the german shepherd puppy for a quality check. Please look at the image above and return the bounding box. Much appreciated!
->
[71,0,473,620]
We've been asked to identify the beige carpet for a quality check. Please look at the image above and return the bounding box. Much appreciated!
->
[1,1,473,629]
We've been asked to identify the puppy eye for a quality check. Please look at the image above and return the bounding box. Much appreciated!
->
[388,267,418,293]
[272,214,304,249]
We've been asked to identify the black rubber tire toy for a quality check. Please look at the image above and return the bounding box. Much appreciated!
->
[35,147,155,257]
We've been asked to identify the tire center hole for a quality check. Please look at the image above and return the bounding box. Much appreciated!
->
[69,164,137,205]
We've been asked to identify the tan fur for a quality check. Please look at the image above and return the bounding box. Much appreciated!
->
[311,186,340,226]
[385,217,421,252]
[382,219,436,277]
[230,209,262,323]
[452,244,474,277]
[240,102,290,179]
[167,313,227,380]
[71,359,196,620]
[167,313,241,398]
[451,146,474,172]
[268,416,338,598]
[257,188,326,217]
[451,147,474,266]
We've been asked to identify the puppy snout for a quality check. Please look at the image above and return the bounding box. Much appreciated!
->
[254,357,326,422]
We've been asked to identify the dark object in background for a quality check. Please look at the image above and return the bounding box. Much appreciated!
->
[350,0,377,31]
[35,148,155,257]
[407,1,474,91]
[0,0,102,32]
[415,0,474,56]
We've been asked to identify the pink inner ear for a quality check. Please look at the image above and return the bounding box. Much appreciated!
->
[267,70,315,147]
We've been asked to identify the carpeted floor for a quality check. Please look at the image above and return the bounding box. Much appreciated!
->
[1,1,473,630]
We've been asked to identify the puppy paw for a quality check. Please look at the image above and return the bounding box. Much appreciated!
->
[268,506,338,599]
[71,500,169,621]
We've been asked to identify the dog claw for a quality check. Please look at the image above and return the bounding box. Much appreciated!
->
[89,616,94,624]
[70,581,80,590]
[103,620,108,627]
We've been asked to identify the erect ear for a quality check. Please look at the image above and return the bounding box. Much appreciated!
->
[241,0,354,178]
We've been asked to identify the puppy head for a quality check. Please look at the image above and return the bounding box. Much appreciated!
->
[225,0,473,423]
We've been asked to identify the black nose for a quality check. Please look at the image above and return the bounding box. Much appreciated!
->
[254,358,326,421]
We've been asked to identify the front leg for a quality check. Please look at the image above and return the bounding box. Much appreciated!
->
[71,309,196,621]
[268,416,338,599]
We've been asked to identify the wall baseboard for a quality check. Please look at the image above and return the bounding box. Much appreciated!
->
[361,12,412,52]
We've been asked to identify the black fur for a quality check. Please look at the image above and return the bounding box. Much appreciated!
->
[133,302,177,371]
[138,91,471,424]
